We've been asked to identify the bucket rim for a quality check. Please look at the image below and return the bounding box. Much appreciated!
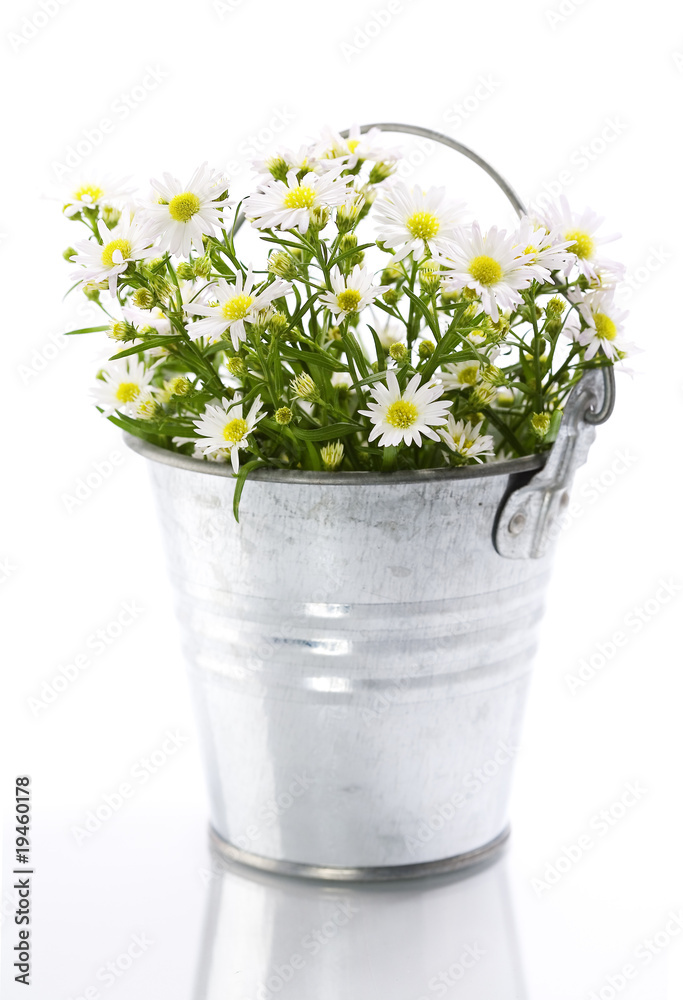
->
[124,433,546,485]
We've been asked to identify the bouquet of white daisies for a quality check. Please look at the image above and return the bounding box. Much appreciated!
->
[62,124,631,496]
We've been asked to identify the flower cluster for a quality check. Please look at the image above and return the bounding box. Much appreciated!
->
[62,126,631,493]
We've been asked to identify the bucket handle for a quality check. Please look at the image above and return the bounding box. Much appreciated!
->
[348,122,615,559]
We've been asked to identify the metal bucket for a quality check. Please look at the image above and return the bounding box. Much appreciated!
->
[127,365,611,879]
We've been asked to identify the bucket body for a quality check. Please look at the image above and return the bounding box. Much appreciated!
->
[139,447,559,876]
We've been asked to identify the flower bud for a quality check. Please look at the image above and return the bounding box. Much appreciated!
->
[419,263,441,294]
[321,441,344,471]
[227,356,248,377]
[290,372,319,402]
[101,205,121,227]
[194,254,213,280]
[268,251,299,281]
[176,262,195,281]
[368,161,396,185]
[481,364,507,387]
[389,342,407,362]
[63,246,76,261]
[266,157,289,182]
[531,412,551,438]
[308,207,329,233]
[418,340,435,360]
[267,312,289,336]
[132,287,154,309]
[168,376,190,396]
[382,288,401,306]
[546,296,565,317]
[336,195,365,234]
[275,406,293,425]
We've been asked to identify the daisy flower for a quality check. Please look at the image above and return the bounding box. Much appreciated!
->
[122,304,172,336]
[439,360,482,391]
[566,287,629,361]
[92,357,158,417]
[539,196,621,282]
[314,124,400,170]
[359,371,450,447]
[70,215,157,297]
[440,417,495,464]
[320,265,389,319]
[63,177,133,218]
[434,223,533,322]
[374,183,467,263]
[192,395,265,473]
[144,163,229,258]
[253,145,317,183]
[244,168,351,235]
[514,217,577,282]
[183,269,291,348]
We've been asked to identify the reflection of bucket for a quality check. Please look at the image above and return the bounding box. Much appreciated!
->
[194,852,527,1000]
[129,366,610,878]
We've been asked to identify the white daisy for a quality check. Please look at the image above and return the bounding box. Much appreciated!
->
[331,370,353,391]
[144,163,229,258]
[320,265,389,319]
[92,357,158,417]
[440,417,495,463]
[359,371,450,447]
[122,304,172,336]
[374,183,467,264]
[513,217,577,282]
[434,223,533,322]
[70,215,157,297]
[314,124,400,170]
[439,360,482,391]
[539,196,621,281]
[63,178,133,218]
[253,145,317,182]
[566,288,629,361]
[192,395,265,473]
[183,269,291,348]
[243,168,351,236]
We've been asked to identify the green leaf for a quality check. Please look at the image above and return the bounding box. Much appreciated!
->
[289,422,360,442]
[109,335,180,359]
[64,325,110,336]
[328,242,376,268]
[279,345,346,372]
[233,459,266,522]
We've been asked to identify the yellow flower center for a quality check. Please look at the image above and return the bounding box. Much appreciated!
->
[283,186,316,209]
[101,238,132,267]
[565,229,594,260]
[168,192,201,222]
[223,417,248,444]
[458,366,479,386]
[336,289,362,312]
[386,399,418,429]
[593,312,617,340]
[347,139,360,153]
[221,294,254,321]
[468,255,503,286]
[524,244,537,256]
[115,382,140,403]
[406,210,440,241]
[74,184,103,204]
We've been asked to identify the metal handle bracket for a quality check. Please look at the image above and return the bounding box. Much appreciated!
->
[494,368,614,560]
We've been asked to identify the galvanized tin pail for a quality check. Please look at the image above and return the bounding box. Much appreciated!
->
[127,125,615,879]
[127,364,611,880]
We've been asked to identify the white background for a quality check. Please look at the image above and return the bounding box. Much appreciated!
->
[1,0,682,997]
